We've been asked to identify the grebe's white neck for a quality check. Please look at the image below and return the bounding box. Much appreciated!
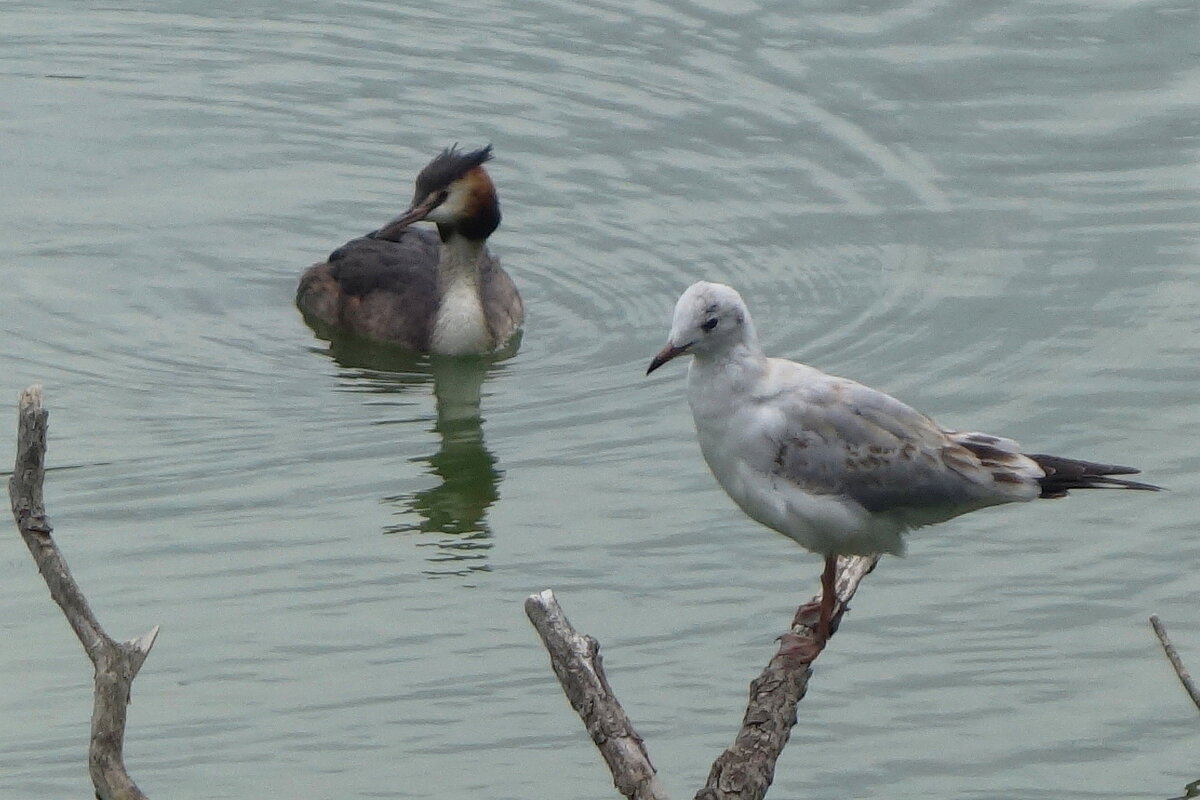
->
[431,234,491,355]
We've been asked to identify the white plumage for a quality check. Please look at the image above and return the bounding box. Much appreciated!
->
[647,280,1158,653]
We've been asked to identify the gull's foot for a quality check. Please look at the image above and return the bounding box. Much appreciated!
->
[792,601,847,638]
[777,631,825,664]
[792,599,821,629]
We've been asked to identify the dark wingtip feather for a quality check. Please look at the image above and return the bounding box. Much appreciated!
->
[1031,453,1164,497]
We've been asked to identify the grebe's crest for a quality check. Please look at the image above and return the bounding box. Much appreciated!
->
[415,144,493,196]
[374,144,500,242]
[420,144,500,241]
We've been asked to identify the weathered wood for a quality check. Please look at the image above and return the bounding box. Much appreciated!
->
[525,589,668,800]
[529,554,879,800]
[8,385,158,800]
[695,554,879,800]
[1150,615,1200,714]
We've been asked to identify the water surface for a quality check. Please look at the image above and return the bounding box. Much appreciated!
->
[1,1,1198,798]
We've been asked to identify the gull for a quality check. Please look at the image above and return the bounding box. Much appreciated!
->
[646,281,1160,654]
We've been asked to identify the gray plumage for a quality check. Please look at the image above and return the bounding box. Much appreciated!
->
[650,281,1161,559]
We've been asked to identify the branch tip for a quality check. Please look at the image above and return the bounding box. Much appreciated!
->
[128,625,161,655]
[19,383,44,410]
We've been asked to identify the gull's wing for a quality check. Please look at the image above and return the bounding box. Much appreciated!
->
[755,360,1041,516]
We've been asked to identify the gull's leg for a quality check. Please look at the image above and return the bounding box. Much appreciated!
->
[781,555,839,663]
[817,554,837,643]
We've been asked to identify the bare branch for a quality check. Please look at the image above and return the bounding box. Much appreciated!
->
[1150,615,1200,714]
[695,554,879,800]
[525,589,668,800]
[8,384,158,800]
[529,554,880,800]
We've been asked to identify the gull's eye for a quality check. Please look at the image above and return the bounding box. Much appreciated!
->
[701,318,719,331]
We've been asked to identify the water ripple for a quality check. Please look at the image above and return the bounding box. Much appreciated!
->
[1,0,1197,798]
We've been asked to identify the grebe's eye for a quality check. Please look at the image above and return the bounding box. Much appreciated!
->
[701,318,719,331]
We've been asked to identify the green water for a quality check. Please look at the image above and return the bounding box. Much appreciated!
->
[1,1,1197,797]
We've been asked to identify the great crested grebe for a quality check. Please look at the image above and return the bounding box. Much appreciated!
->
[296,145,522,355]
[647,281,1160,659]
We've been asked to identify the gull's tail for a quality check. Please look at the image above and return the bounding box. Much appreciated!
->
[1031,454,1163,498]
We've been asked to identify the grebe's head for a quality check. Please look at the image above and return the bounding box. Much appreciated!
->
[376,144,500,242]
[646,281,754,374]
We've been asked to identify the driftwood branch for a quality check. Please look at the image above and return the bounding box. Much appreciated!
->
[525,590,668,800]
[8,384,159,800]
[1150,615,1200,714]
[528,553,880,800]
[697,554,878,800]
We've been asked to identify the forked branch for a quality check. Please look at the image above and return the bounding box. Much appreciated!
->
[8,385,159,800]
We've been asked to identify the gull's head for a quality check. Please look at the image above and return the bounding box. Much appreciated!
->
[646,281,752,375]
[375,144,501,242]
